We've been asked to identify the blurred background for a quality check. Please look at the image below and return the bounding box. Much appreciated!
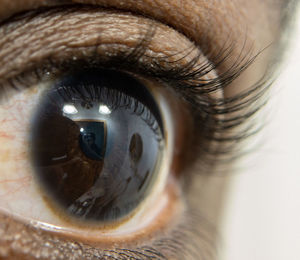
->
[220,4,300,260]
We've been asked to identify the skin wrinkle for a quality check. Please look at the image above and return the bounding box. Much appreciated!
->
[0,1,284,259]
[0,0,279,66]
[0,9,207,82]
[0,0,276,51]
[0,210,218,259]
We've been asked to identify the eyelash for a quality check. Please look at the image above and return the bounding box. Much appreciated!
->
[0,5,272,175]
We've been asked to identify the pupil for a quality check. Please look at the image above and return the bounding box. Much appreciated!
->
[30,69,164,222]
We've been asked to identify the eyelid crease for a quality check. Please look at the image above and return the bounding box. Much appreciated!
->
[0,5,251,93]
[0,6,244,103]
[0,6,201,80]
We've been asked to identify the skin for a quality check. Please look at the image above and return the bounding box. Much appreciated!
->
[0,0,289,259]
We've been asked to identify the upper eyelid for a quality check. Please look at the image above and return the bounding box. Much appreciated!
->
[0,5,227,104]
[0,5,250,94]
[0,7,268,145]
[0,6,201,79]
[0,0,268,56]
[0,6,273,173]
[0,5,257,94]
[0,5,275,166]
[0,6,226,131]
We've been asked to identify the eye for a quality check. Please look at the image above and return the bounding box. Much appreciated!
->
[0,66,190,238]
[0,7,204,240]
[0,4,265,258]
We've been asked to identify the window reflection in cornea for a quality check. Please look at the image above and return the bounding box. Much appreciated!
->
[0,0,291,259]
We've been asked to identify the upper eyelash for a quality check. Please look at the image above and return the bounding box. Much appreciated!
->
[121,28,273,156]
[0,6,273,163]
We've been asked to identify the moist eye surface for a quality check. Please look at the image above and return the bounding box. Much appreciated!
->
[30,69,164,223]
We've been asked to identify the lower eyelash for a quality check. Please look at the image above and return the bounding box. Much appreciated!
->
[0,207,217,260]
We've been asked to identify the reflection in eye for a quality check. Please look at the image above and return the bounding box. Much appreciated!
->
[0,5,272,259]
[31,69,164,223]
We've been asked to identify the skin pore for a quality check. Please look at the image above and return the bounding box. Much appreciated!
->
[0,0,286,259]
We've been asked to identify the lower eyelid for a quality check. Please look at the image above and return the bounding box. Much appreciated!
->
[0,203,218,260]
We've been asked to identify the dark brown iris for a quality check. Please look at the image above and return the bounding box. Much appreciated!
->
[30,70,164,222]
